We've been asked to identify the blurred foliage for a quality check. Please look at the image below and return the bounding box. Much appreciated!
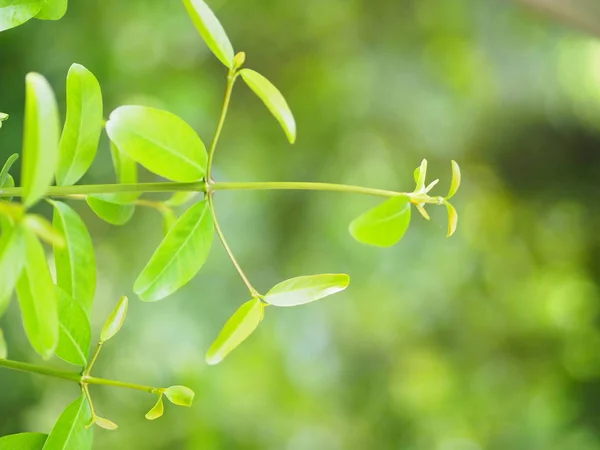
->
[3,0,600,448]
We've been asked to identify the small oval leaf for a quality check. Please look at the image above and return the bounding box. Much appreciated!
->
[0,226,26,318]
[446,202,458,237]
[42,395,93,450]
[0,432,47,450]
[240,69,296,144]
[206,298,264,365]
[35,0,67,20]
[446,160,461,199]
[265,274,350,307]
[164,386,195,407]
[145,396,164,420]
[55,287,91,367]
[0,0,44,32]
[93,417,118,431]
[86,197,135,226]
[100,296,128,342]
[349,196,412,247]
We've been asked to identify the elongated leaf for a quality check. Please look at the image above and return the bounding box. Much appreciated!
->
[145,396,164,420]
[0,433,47,450]
[349,196,412,247]
[264,274,349,307]
[21,73,60,207]
[42,395,93,450]
[16,230,59,359]
[56,64,103,186]
[446,202,458,237]
[100,296,128,342]
[164,386,195,407]
[51,201,96,313]
[134,199,213,301]
[414,159,427,191]
[23,214,65,248]
[0,226,26,317]
[183,0,234,68]
[86,197,135,226]
[0,329,6,359]
[106,106,206,181]
[55,288,91,366]
[0,154,18,186]
[446,160,461,199]
[0,0,43,32]
[36,0,67,20]
[206,298,264,365]
[240,69,296,144]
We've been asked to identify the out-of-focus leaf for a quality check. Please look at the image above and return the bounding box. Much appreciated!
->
[0,329,6,359]
[0,432,47,450]
[206,298,264,365]
[106,105,207,181]
[0,112,8,127]
[240,69,296,144]
[0,154,18,186]
[164,386,195,407]
[55,287,91,367]
[165,191,197,207]
[56,63,103,186]
[446,160,461,199]
[42,395,93,450]
[145,396,164,420]
[86,197,135,226]
[23,214,65,248]
[0,0,44,32]
[513,0,600,37]
[0,226,26,317]
[349,196,412,247]
[36,0,67,20]
[264,274,350,307]
[100,296,128,342]
[21,73,60,207]
[134,199,213,302]
[183,0,234,68]
[446,202,458,237]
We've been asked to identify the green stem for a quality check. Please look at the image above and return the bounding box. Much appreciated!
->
[84,342,103,376]
[83,376,159,394]
[206,72,236,181]
[210,181,401,198]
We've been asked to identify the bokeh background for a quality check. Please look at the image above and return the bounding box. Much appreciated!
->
[2,0,600,448]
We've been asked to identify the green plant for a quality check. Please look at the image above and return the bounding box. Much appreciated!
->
[0,0,460,448]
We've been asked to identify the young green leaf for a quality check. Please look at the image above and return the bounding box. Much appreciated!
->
[55,287,91,367]
[264,274,350,307]
[21,73,60,208]
[414,159,427,192]
[349,196,412,247]
[92,417,118,431]
[16,230,59,359]
[446,202,458,237]
[183,0,234,68]
[106,106,207,181]
[206,298,264,365]
[0,432,47,450]
[446,160,461,199]
[51,200,96,313]
[0,112,8,127]
[134,199,213,302]
[56,63,103,186]
[86,197,135,226]
[23,214,65,248]
[0,329,6,359]
[0,226,26,318]
[0,0,44,32]
[35,0,67,20]
[145,395,164,420]
[42,395,93,450]
[240,69,296,144]
[164,386,195,407]
[100,296,128,342]
[0,153,18,186]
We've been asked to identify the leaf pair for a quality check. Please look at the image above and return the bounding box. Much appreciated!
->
[145,386,195,421]
[0,0,67,33]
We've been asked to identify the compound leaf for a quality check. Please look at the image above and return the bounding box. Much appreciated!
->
[349,196,412,247]
[264,274,349,307]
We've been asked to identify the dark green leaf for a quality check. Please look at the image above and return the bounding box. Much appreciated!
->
[21,73,60,207]
[106,106,206,181]
[349,196,412,247]
[206,298,264,365]
[100,296,128,342]
[183,0,234,68]
[23,214,65,248]
[0,226,26,317]
[36,0,67,20]
[0,432,47,450]
[240,69,296,144]
[134,199,213,302]
[264,274,350,307]
[55,287,91,367]
[145,396,164,420]
[164,386,195,407]
[0,0,43,32]
[42,395,93,450]
[56,64,103,186]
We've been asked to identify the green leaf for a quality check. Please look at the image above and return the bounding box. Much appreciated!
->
[0,329,6,359]
[145,395,164,420]
[165,191,197,207]
[21,73,60,208]
[160,207,178,236]
[206,298,264,365]
[16,230,59,359]
[51,201,96,313]
[183,0,234,68]
[0,0,43,32]
[240,69,296,144]
[23,214,65,248]
[349,196,412,247]
[42,395,93,450]
[0,112,8,126]
[56,64,103,186]
[264,274,350,307]
[134,199,213,302]
[0,432,47,450]
[92,417,117,431]
[36,0,67,20]
[164,386,195,407]
[0,154,18,186]
[0,226,26,318]
[100,296,128,342]
[55,287,91,367]
[86,197,135,226]
[446,160,461,199]
[414,159,427,191]
[446,202,458,238]
[106,106,207,181]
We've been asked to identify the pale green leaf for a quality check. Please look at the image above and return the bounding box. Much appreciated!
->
[106,105,206,181]
[446,160,461,199]
[0,0,43,32]
[51,200,96,313]
[36,0,67,20]
[206,298,264,365]
[349,196,412,247]
[0,329,6,359]
[414,159,427,191]
[93,417,117,431]
[183,0,234,68]
[415,203,430,220]
[0,112,8,125]
[21,73,60,207]
[16,230,59,359]
[446,202,458,237]
[164,386,195,407]
[240,69,296,144]
[0,154,18,186]
[264,274,349,307]
[134,199,213,302]
[145,396,164,420]
[0,226,26,317]
[55,287,91,367]
[23,214,65,248]
[86,197,135,226]
[42,395,93,450]
[56,63,103,186]
[100,296,128,342]
[0,432,47,450]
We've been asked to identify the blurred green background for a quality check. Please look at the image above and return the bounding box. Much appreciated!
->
[3,0,600,448]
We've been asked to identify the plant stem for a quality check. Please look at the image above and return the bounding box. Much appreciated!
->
[210,181,401,198]
[84,342,103,376]
[83,376,159,394]
[206,71,236,181]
